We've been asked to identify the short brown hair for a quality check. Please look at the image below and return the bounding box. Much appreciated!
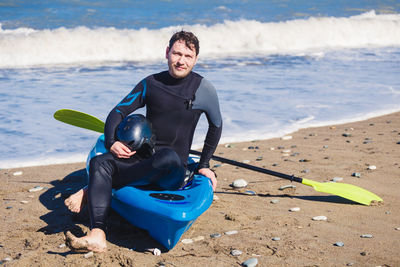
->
[169,31,200,55]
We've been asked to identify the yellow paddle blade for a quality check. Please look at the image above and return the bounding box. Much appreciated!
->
[301,178,383,205]
[54,109,105,133]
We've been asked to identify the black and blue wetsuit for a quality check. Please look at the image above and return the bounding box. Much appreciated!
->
[88,71,222,230]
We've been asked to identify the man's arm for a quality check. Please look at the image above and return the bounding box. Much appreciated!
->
[192,78,223,190]
[104,79,147,150]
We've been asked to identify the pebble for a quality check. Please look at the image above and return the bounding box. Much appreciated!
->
[242,257,258,267]
[29,186,44,192]
[256,156,263,161]
[20,200,29,204]
[270,199,279,204]
[282,149,291,153]
[231,179,248,188]
[225,230,238,235]
[213,164,222,168]
[281,136,293,140]
[367,165,377,170]
[342,133,352,137]
[192,236,205,242]
[301,169,310,173]
[6,206,12,209]
[242,160,251,164]
[395,227,400,231]
[346,263,355,266]
[299,159,311,162]
[2,257,12,262]
[230,249,243,256]
[289,207,300,212]
[269,147,275,150]
[146,248,161,255]
[360,234,373,238]
[279,184,296,190]
[213,195,220,201]
[312,216,327,221]
[59,243,66,248]
[334,242,344,247]
[272,237,280,241]
[244,190,256,196]
[181,239,193,244]
[331,177,343,182]
[84,251,94,258]
[352,172,361,178]
[225,144,233,148]
[13,171,23,176]
[210,233,222,238]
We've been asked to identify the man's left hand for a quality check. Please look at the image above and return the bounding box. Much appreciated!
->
[198,168,217,191]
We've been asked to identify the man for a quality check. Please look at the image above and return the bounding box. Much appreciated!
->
[64,31,223,252]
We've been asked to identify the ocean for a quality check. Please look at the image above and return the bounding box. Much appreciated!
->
[1,0,400,169]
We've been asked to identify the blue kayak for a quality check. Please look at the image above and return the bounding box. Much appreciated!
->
[85,135,214,250]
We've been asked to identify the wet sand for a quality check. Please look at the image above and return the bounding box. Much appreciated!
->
[1,112,399,266]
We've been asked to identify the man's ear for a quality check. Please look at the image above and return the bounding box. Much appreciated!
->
[165,46,170,59]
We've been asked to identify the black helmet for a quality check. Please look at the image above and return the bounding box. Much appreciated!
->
[116,114,155,158]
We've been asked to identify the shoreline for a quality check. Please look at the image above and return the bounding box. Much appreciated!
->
[1,111,399,266]
[3,109,400,170]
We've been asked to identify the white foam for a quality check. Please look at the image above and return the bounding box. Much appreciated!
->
[1,11,400,68]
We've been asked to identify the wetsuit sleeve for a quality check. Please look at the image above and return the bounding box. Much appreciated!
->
[192,78,223,169]
[104,79,147,149]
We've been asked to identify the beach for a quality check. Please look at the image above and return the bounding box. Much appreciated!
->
[1,111,399,266]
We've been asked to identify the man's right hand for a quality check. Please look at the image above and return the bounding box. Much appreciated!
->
[110,141,136,158]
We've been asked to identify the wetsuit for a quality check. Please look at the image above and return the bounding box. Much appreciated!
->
[88,71,222,230]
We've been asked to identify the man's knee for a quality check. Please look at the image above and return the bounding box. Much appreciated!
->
[152,148,181,170]
[89,153,115,184]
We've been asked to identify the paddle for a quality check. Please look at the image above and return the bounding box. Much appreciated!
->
[189,150,382,205]
[54,109,383,205]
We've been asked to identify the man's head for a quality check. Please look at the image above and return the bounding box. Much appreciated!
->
[166,31,199,79]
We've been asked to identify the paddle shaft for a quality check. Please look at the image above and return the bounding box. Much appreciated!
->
[190,150,303,183]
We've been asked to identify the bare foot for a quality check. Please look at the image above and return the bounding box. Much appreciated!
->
[65,229,107,253]
[64,186,87,213]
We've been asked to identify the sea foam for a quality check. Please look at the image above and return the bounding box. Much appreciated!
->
[1,11,399,68]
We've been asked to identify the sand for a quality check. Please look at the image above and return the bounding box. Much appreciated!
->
[1,112,399,266]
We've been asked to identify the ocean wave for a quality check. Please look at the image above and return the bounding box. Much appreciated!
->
[1,10,400,68]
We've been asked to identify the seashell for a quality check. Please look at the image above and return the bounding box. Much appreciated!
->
[225,230,238,235]
[279,184,296,190]
[312,215,327,221]
[181,239,193,244]
[289,207,300,212]
[334,242,344,247]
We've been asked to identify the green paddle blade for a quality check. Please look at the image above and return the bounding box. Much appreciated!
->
[54,109,105,133]
[302,178,383,205]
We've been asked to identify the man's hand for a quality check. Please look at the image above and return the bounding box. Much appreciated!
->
[198,168,217,191]
[110,141,136,159]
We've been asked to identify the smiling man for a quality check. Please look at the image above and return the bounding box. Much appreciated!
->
[64,31,223,252]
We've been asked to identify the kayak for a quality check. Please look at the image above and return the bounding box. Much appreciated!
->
[85,135,214,250]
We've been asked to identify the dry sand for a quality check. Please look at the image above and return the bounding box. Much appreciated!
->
[1,112,399,266]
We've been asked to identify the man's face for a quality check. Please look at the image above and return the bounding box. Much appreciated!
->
[166,40,198,79]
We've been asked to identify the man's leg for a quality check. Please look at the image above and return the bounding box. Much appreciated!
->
[65,153,116,252]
